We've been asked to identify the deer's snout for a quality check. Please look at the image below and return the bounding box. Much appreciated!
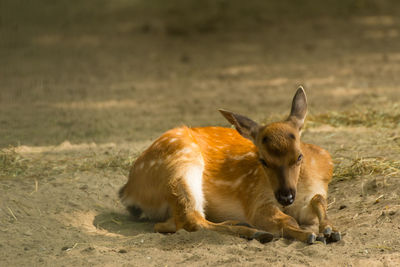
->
[275,189,296,206]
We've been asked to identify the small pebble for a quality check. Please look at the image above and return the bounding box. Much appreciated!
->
[79,184,88,190]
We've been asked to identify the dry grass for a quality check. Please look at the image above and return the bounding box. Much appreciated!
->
[307,105,400,128]
[334,156,400,180]
[0,147,29,178]
[0,148,137,179]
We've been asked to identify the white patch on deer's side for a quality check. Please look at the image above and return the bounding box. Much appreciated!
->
[329,161,333,166]
[182,158,205,216]
[191,143,198,148]
[169,138,178,143]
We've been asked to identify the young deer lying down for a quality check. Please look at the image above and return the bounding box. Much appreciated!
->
[119,86,341,244]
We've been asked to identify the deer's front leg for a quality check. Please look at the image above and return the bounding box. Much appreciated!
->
[250,204,317,244]
[310,194,341,242]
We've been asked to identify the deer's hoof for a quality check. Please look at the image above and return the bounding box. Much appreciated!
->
[307,233,317,244]
[251,231,274,244]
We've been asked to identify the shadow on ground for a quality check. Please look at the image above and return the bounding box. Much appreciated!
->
[93,211,154,236]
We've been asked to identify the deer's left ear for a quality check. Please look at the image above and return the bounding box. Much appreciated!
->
[219,109,259,142]
[288,86,308,130]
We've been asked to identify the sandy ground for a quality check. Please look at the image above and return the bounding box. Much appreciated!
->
[1,1,400,266]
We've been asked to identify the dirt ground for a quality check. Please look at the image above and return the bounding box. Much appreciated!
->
[1,1,400,266]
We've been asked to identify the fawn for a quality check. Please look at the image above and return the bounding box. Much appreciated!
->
[119,86,341,244]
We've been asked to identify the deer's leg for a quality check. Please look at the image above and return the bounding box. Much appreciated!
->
[165,174,273,243]
[250,205,317,244]
[310,194,341,242]
[154,217,176,233]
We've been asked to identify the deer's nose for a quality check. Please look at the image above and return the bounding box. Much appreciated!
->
[275,189,295,206]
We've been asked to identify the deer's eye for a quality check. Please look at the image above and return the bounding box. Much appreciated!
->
[259,158,268,167]
[297,154,303,164]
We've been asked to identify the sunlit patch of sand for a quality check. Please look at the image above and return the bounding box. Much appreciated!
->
[306,125,370,133]
[12,141,116,154]
[364,29,398,39]
[326,88,363,96]
[32,34,100,46]
[221,65,258,76]
[354,16,396,26]
[307,76,335,86]
[52,100,138,109]
[247,78,289,87]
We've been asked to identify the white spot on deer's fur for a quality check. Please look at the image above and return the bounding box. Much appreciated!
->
[247,182,256,192]
[149,160,156,167]
[212,179,232,187]
[169,138,178,143]
[329,161,333,166]
[311,158,316,166]
[191,143,198,148]
[177,147,192,155]
[183,159,205,216]
[137,162,144,169]
[233,175,246,188]
[231,152,256,161]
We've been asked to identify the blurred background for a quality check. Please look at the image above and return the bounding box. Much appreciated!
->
[1,0,400,147]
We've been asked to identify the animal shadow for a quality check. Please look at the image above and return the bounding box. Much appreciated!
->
[93,211,154,236]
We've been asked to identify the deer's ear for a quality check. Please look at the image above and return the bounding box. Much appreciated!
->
[288,86,308,129]
[219,109,259,142]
